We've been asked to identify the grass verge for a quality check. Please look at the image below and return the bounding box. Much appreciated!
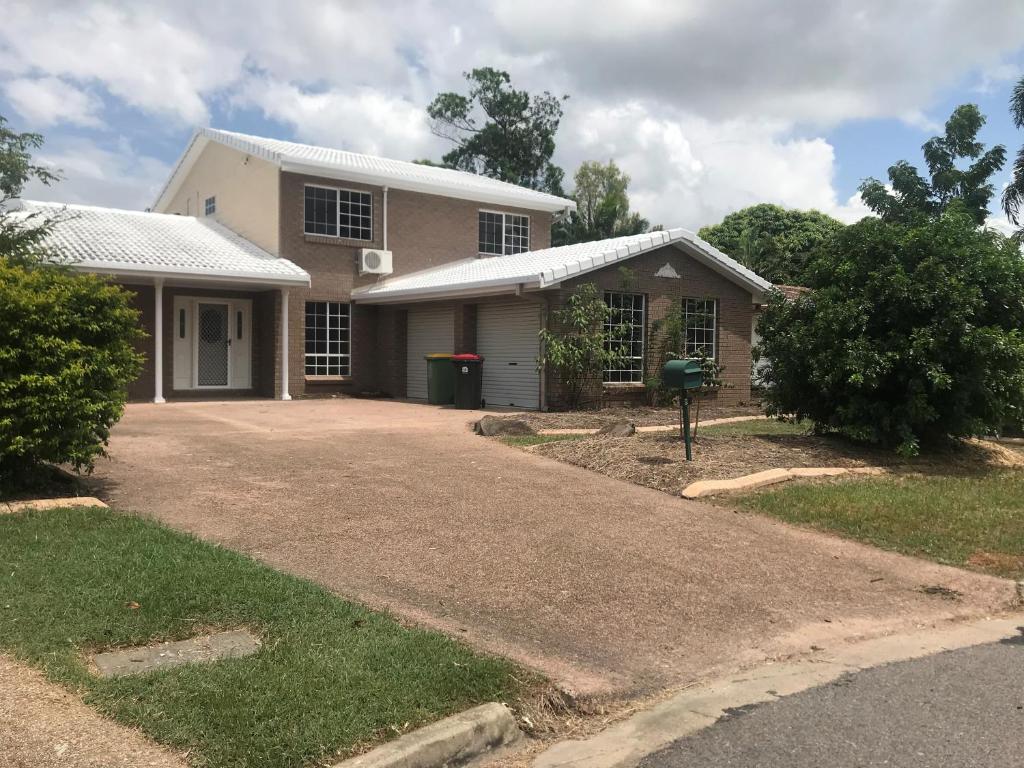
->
[736,472,1024,580]
[0,506,526,768]
[697,418,807,438]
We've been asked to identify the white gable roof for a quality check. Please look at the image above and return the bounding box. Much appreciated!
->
[154,128,576,214]
[18,201,310,286]
[352,229,771,303]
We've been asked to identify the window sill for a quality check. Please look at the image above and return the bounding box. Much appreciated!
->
[603,382,646,389]
[303,234,376,248]
[305,375,352,383]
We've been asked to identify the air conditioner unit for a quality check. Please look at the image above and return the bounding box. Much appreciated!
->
[358,249,393,276]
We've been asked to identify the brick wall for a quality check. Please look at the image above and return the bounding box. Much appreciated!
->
[543,244,755,410]
[278,170,555,397]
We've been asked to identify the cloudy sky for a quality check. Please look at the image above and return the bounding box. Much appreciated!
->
[3,0,1024,231]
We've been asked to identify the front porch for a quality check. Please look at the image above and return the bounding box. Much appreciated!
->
[126,278,298,403]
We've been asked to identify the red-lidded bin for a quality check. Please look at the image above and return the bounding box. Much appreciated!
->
[451,353,484,409]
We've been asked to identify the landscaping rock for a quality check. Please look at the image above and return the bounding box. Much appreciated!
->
[475,416,536,437]
[92,629,261,678]
[597,421,636,437]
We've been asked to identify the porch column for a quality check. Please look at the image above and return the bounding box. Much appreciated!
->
[280,288,291,401]
[153,278,165,403]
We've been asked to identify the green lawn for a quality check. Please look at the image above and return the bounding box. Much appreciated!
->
[0,507,526,768]
[737,472,1024,579]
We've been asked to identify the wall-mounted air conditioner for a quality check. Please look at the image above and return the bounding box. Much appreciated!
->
[358,249,393,275]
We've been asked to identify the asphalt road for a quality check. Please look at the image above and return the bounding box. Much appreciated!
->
[639,633,1024,768]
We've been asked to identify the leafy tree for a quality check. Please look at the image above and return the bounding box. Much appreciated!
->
[554,160,651,245]
[1001,77,1024,240]
[539,283,628,410]
[698,204,844,284]
[757,208,1024,455]
[0,115,143,490]
[860,104,1006,227]
[426,67,567,195]
[0,116,60,263]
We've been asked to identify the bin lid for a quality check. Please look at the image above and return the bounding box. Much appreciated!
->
[424,353,454,360]
[451,353,483,362]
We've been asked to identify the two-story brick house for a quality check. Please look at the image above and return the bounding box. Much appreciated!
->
[23,128,771,409]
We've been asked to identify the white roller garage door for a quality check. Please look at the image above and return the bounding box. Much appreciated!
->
[477,301,541,410]
[406,306,455,400]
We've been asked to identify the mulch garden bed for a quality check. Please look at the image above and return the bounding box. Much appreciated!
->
[518,403,763,430]
[529,431,1022,495]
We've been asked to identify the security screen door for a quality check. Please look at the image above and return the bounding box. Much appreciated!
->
[196,302,229,386]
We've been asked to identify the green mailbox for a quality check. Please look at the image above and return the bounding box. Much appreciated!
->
[662,359,704,390]
[662,359,704,462]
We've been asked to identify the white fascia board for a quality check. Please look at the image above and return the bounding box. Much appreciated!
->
[353,275,544,304]
[152,132,208,212]
[281,160,576,214]
[68,261,311,287]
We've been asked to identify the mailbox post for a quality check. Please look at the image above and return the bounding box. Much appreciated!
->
[661,359,704,461]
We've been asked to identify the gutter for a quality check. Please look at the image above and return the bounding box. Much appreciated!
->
[68,262,311,288]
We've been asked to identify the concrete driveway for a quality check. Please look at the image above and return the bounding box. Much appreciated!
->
[90,399,1016,700]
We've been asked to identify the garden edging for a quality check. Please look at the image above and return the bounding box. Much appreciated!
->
[332,702,523,768]
[682,466,887,498]
[539,415,768,436]
[2,496,108,514]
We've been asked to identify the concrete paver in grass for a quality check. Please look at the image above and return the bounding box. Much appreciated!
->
[92,629,261,677]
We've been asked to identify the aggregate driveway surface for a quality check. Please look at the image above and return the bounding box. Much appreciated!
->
[90,399,1016,699]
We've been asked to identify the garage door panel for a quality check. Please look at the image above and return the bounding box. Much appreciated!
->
[477,302,541,410]
[406,307,454,400]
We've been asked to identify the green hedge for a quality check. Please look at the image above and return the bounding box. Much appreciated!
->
[0,261,143,488]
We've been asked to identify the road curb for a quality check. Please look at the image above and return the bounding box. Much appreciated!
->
[333,703,522,768]
[532,615,1024,768]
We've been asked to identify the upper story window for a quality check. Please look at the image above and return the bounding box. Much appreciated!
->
[304,185,372,241]
[604,292,646,383]
[204,196,216,216]
[682,298,718,359]
[478,211,529,255]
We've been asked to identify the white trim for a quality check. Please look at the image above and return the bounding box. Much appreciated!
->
[65,262,310,287]
[280,289,291,401]
[153,278,165,403]
[302,183,373,242]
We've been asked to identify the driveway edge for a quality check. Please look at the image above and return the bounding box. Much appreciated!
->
[333,702,522,768]
[533,614,1024,768]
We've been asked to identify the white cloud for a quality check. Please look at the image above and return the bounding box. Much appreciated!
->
[233,79,440,160]
[556,101,872,230]
[3,76,102,128]
[20,137,171,211]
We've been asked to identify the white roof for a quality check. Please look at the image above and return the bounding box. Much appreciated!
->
[154,128,576,214]
[18,201,310,286]
[352,229,771,303]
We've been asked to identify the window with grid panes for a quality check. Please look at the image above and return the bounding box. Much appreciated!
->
[603,292,645,383]
[682,298,717,359]
[304,185,372,240]
[478,211,529,255]
[304,301,351,376]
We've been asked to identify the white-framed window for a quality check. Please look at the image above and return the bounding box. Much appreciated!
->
[682,297,717,359]
[304,185,372,241]
[478,210,529,255]
[204,196,216,216]
[304,301,351,376]
[604,291,645,383]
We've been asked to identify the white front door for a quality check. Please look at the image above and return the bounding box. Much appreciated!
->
[477,301,541,409]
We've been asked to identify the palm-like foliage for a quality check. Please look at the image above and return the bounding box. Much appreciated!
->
[1001,78,1024,240]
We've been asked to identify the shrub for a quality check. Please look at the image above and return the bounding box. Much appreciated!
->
[757,209,1024,454]
[0,261,144,488]
[539,282,628,410]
